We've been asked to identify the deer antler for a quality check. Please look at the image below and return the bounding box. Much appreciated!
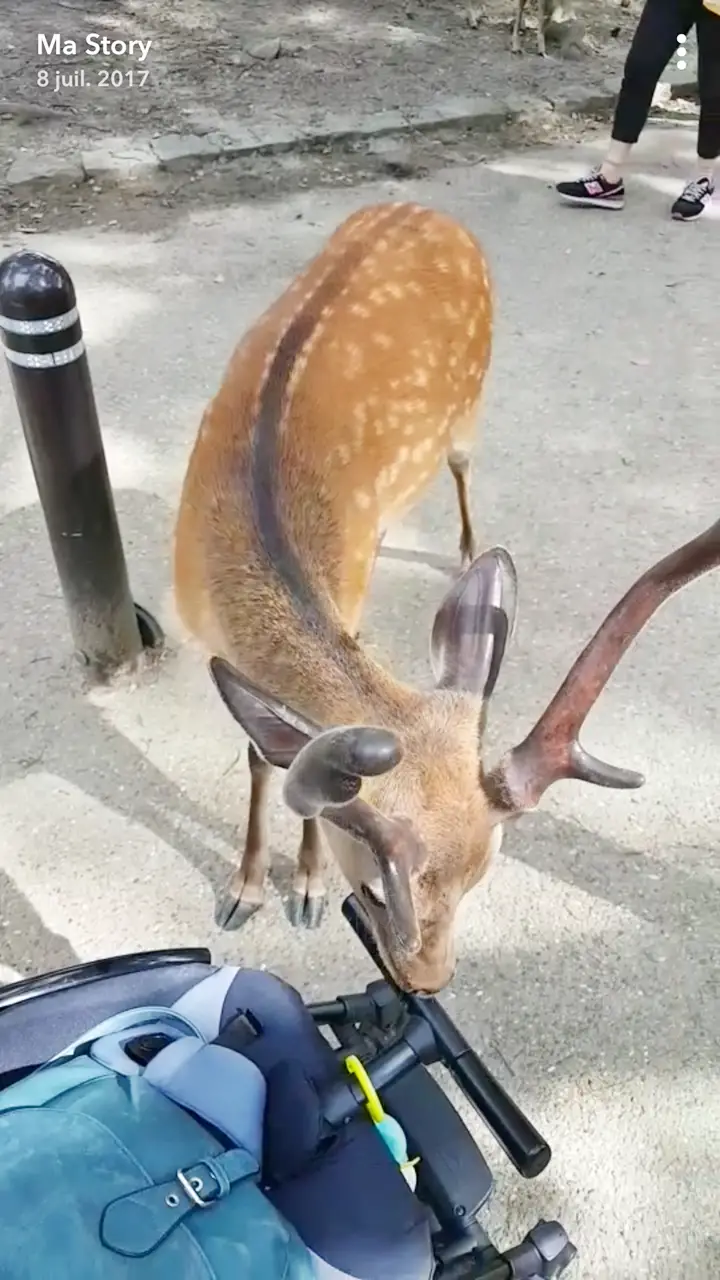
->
[486,517,720,814]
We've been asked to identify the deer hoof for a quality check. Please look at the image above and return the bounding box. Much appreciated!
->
[459,535,477,569]
[214,887,263,930]
[288,889,327,930]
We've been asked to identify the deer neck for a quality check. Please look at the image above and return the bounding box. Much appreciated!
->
[215,584,420,733]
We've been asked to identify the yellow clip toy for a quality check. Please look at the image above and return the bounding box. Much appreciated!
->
[344,1054,420,1191]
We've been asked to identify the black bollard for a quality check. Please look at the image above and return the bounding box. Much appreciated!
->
[0,248,162,677]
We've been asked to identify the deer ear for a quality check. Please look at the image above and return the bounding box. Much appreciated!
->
[429,548,518,697]
[209,657,319,768]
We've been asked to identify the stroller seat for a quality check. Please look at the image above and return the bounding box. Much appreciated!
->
[0,956,432,1280]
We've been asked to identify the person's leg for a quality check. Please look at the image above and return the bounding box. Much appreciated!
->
[556,0,697,208]
[671,4,720,218]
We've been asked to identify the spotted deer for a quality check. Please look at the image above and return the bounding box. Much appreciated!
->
[174,199,720,995]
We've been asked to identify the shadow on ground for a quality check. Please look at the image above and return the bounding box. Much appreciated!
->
[0,493,237,937]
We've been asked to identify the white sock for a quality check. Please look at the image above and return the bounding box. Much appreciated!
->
[600,141,633,184]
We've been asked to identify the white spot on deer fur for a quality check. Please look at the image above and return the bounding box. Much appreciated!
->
[337,444,351,465]
[345,344,363,377]
[443,302,459,320]
[351,303,371,319]
[412,368,429,388]
[467,318,477,338]
[385,282,404,299]
[402,424,415,438]
[355,490,373,510]
[373,332,393,349]
[353,403,368,424]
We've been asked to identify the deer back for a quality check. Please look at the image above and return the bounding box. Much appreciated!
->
[174,201,493,724]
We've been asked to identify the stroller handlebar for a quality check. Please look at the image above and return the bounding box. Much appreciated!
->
[341,895,551,1180]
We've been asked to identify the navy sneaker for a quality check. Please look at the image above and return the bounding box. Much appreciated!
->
[671,177,715,221]
[555,165,625,210]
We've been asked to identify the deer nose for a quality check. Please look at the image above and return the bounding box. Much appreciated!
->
[401,954,456,997]
[413,972,456,999]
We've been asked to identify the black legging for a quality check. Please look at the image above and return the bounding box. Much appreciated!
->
[612,0,720,159]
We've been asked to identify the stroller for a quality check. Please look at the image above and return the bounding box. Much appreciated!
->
[0,894,577,1280]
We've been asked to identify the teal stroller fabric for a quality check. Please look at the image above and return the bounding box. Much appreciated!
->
[0,1013,316,1279]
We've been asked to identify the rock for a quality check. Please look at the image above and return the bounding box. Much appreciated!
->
[404,97,510,133]
[5,153,84,191]
[367,138,420,176]
[206,126,262,158]
[247,37,281,61]
[81,145,157,183]
[229,50,253,68]
[251,123,305,154]
[151,132,221,171]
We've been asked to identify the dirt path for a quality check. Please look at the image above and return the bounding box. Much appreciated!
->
[2,0,643,165]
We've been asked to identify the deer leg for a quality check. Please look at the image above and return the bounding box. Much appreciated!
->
[215,743,272,930]
[447,448,477,568]
[537,1,548,55]
[511,0,526,52]
[288,818,327,930]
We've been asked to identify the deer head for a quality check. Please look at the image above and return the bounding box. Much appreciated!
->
[209,516,720,994]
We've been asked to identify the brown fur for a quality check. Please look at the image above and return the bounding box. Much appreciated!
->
[175,199,720,996]
[174,201,494,988]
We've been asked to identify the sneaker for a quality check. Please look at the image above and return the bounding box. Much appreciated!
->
[671,177,715,221]
[555,166,625,210]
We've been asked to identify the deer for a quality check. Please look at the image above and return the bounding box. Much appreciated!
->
[174,199,720,996]
[510,0,554,55]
